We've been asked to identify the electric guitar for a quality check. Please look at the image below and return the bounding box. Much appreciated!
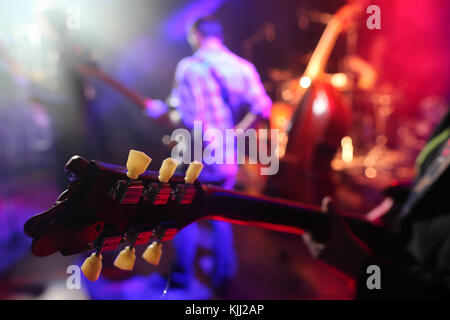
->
[74,61,150,110]
[24,149,402,282]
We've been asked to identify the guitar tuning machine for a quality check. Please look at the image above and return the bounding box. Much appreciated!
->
[171,161,204,204]
[114,246,136,271]
[81,252,103,282]
[109,179,146,205]
[110,150,152,204]
[143,183,171,205]
[142,241,162,266]
[171,183,190,203]
[81,237,105,282]
[142,226,167,266]
[140,157,179,205]
[113,232,138,271]
[109,179,129,203]
[143,183,157,200]
[158,158,178,183]
[185,161,204,184]
[126,150,152,180]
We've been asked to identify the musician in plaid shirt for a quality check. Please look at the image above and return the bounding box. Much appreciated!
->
[146,17,271,298]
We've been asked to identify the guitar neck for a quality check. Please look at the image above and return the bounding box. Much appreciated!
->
[202,186,378,245]
[75,62,148,109]
[204,186,323,235]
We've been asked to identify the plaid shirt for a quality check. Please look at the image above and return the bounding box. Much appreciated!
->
[149,43,271,181]
[168,44,271,130]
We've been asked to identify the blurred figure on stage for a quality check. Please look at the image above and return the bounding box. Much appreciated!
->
[0,7,99,295]
[33,8,98,187]
[144,16,271,298]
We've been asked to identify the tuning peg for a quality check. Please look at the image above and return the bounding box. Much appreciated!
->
[81,253,103,281]
[185,161,204,184]
[142,241,162,266]
[158,158,178,183]
[126,150,152,180]
[113,246,136,271]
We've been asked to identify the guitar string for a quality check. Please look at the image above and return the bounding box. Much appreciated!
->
[160,269,172,300]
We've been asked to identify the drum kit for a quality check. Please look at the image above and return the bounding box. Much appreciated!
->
[262,2,417,202]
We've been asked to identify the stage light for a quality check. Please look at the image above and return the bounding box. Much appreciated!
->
[341,136,352,146]
[299,76,311,89]
[270,103,292,131]
[364,156,376,167]
[365,167,377,179]
[34,0,55,13]
[331,158,343,170]
[330,73,348,89]
[169,110,181,123]
[378,95,392,106]
[375,135,388,145]
[341,136,353,163]
[281,89,293,101]
[312,91,328,115]
[162,134,172,145]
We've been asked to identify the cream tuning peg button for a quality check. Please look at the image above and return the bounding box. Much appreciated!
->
[142,241,162,266]
[185,161,204,184]
[158,158,178,183]
[126,150,152,180]
[113,246,136,271]
[81,253,103,281]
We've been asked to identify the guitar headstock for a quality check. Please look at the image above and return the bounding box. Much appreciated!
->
[24,150,204,281]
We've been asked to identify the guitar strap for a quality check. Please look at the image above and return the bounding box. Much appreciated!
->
[194,56,236,125]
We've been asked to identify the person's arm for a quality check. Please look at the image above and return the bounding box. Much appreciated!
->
[303,197,450,299]
[145,58,201,129]
[302,197,373,279]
